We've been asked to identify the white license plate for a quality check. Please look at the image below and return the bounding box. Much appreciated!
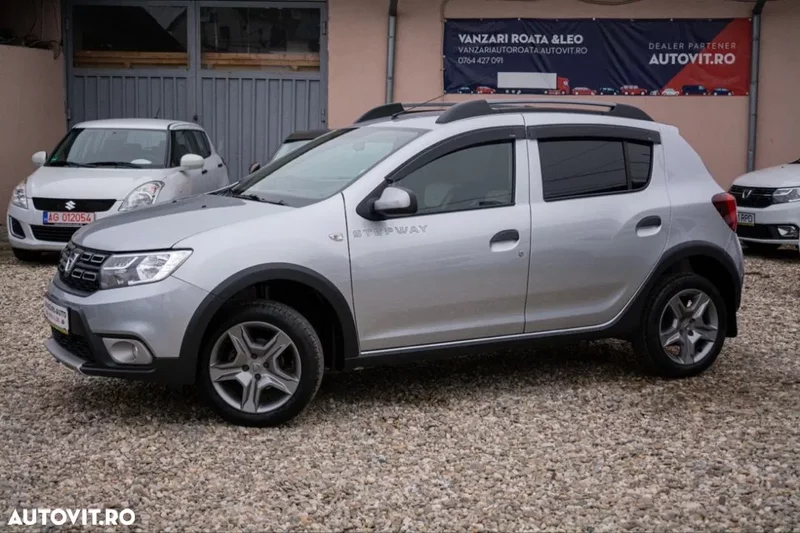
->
[43,211,95,225]
[44,298,69,335]
[738,212,755,227]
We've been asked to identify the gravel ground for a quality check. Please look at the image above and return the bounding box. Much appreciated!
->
[0,238,798,532]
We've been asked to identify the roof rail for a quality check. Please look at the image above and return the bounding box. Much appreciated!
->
[354,99,654,125]
[355,103,405,123]
[436,99,653,124]
[354,102,458,123]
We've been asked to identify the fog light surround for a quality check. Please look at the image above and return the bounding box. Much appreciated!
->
[102,338,153,365]
[8,216,25,239]
[777,225,799,239]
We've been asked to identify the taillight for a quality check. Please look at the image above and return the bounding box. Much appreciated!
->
[712,192,738,232]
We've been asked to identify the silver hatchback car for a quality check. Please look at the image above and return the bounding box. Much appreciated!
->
[43,100,745,426]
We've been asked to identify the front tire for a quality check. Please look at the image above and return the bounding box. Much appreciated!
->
[633,273,727,379]
[199,301,324,427]
[12,248,41,262]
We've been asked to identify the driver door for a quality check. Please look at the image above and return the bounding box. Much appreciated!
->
[344,126,532,352]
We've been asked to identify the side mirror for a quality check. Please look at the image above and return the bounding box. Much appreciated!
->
[372,186,417,217]
[32,151,47,167]
[248,162,261,173]
[180,154,204,171]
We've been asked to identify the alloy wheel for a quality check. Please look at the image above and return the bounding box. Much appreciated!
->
[658,289,720,366]
[209,321,302,414]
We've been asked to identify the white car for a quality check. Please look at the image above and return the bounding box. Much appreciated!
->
[662,88,680,96]
[7,119,229,261]
[729,157,800,253]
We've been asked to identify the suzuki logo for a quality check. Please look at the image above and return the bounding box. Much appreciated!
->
[65,200,76,211]
[742,189,752,199]
[64,251,80,273]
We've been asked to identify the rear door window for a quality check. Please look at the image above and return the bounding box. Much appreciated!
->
[539,138,654,201]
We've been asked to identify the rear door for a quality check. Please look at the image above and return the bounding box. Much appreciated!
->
[524,122,670,332]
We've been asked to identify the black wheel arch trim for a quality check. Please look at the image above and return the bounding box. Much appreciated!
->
[613,240,742,338]
[178,263,359,384]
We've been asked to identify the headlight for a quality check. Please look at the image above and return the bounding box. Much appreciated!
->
[11,181,27,209]
[119,181,164,211]
[99,250,192,289]
[773,187,800,204]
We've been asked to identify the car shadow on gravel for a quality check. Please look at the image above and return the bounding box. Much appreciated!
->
[315,340,643,405]
[57,342,639,426]
[58,340,643,425]
[743,247,800,263]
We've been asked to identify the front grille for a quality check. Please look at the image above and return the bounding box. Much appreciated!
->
[30,225,80,243]
[729,185,776,209]
[32,198,116,212]
[52,327,95,362]
[737,224,798,240]
[58,242,109,293]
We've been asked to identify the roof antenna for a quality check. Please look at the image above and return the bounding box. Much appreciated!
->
[154,106,161,119]
[391,92,446,119]
[392,73,501,119]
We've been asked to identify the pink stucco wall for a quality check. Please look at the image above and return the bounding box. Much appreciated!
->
[328,0,800,188]
[0,45,66,212]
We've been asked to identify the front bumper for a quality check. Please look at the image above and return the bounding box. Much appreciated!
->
[736,203,800,248]
[7,201,123,252]
[44,273,210,384]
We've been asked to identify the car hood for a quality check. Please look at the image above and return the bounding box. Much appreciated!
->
[24,166,172,200]
[733,163,800,188]
[73,193,290,251]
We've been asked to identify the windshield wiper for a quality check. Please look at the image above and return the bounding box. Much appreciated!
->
[85,161,143,169]
[232,193,263,201]
[232,193,286,206]
[47,161,91,168]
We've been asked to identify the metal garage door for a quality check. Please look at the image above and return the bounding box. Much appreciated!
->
[65,0,328,179]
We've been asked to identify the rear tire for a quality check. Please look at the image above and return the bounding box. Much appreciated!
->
[744,241,781,254]
[12,248,41,262]
[633,273,727,379]
[199,300,324,427]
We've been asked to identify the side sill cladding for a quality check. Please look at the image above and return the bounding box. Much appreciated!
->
[345,241,741,371]
[177,264,359,384]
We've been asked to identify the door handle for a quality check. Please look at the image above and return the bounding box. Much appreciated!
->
[217,163,223,168]
[490,229,520,244]
[636,215,662,237]
[202,169,208,175]
[636,216,661,229]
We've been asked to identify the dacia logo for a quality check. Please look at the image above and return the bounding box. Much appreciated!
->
[64,251,80,273]
[352,225,427,238]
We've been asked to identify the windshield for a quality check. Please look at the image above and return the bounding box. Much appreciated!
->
[271,139,312,162]
[47,128,169,169]
[234,126,426,207]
